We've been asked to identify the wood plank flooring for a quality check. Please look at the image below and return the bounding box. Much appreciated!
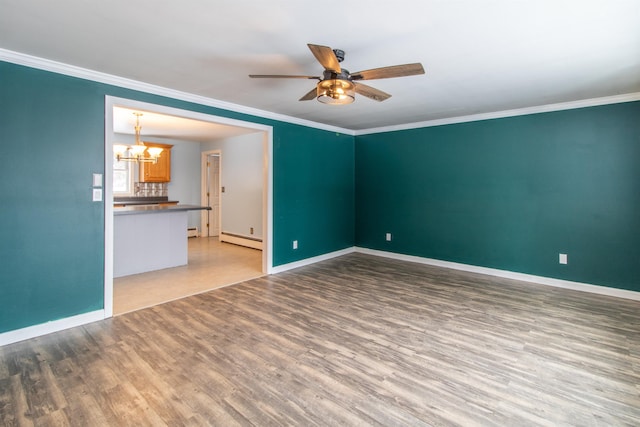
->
[114,236,263,315]
[1,253,639,426]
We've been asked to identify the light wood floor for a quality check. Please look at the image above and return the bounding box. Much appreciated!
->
[114,237,263,315]
[1,253,639,426]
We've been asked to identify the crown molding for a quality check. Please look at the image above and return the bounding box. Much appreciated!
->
[355,92,640,136]
[3,48,638,138]
[0,48,354,136]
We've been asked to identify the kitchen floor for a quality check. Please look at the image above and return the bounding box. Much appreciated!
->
[113,236,263,315]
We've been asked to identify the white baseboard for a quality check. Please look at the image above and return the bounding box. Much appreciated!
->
[270,247,356,274]
[4,247,636,348]
[220,233,263,250]
[355,247,640,301]
[0,310,105,346]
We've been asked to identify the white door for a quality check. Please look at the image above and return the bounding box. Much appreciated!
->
[208,154,221,236]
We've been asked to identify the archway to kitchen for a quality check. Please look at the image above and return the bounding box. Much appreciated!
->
[104,96,273,317]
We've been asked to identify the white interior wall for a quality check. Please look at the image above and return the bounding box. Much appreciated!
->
[202,133,263,239]
[167,139,202,228]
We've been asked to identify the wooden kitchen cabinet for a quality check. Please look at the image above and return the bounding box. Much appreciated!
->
[139,142,173,182]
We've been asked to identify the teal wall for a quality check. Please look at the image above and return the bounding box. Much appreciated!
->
[273,127,354,265]
[0,64,105,333]
[355,101,640,292]
[0,61,355,334]
[1,57,637,336]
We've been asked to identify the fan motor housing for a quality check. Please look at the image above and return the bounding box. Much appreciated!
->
[323,69,351,81]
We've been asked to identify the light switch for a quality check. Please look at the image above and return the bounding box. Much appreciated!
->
[93,173,103,187]
[559,253,568,264]
[92,188,103,202]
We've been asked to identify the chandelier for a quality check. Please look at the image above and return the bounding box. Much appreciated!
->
[113,113,163,163]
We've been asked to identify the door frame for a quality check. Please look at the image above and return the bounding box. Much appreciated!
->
[104,96,273,318]
[200,150,222,238]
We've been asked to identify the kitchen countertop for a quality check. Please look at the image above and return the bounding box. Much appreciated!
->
[114,200,180,206]
[114,204,211,216]
[113,197,179,207]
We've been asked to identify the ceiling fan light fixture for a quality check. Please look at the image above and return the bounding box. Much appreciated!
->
[317,79,355,105]
[250,43,424,104]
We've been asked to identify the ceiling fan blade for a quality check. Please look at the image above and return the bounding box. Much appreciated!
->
[351,63,425,81]
[354,83,391,102]
[299,86,318,101]
[307,44,341,73]
[249,74,319,79]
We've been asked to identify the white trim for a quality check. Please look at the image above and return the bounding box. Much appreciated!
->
[355,92,640,135]
[104,96,274,317]
[104,102,115,318]
[355,248,640,301]
[107,96,273,134]
[201,149,222,238]
[0,310,104,346]
[5,48,638,138]
[270,247,356,274]
[264,128,274,274]
[0,48,352,136]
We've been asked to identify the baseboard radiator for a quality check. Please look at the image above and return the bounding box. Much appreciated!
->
[187,227,199,238]
[220,231,263,250]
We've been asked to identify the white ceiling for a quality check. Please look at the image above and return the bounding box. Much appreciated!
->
[1,0,639,131]
[113,106,258,142]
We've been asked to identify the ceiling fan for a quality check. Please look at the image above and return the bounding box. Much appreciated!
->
[249,43,425,105]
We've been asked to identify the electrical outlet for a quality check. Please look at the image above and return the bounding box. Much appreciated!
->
[559,253,568,264]
[92,188,102,202]
[250,227,254,235]
[386,233,392,241]
[293,240,298,250]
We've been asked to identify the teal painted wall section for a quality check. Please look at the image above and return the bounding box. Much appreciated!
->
[3,55,637,336]
[0,63,106,332]
[0,61,355,334]
[355,102,640,292]
[273,126,354,265]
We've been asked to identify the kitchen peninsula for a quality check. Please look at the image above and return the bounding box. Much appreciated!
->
[114,203,210,277]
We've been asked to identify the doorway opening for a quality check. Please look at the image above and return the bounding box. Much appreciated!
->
[202,152,221,238]
[104,96,273,317]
